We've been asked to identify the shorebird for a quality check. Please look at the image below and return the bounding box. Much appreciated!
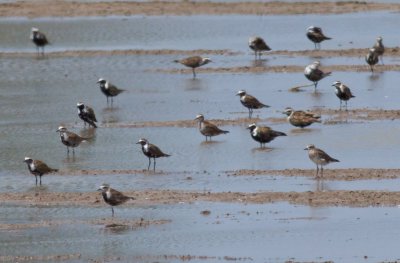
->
[372,36,384,64]
[283,107,321,128]
[30,27,49,56]
[23,157,58,185]
[247,123,286,148]
[366,48,379,72]
[248,36,271,59]
[332,81,355,110]
[304,61,331,90]
[136,138,171,171]
[97,79,125,104]
[194,114,229,141]
[56,126,89,154]
[77,102,97,128]
[174,56,211,78]
[236,90,270,118]
[306,26,331,50]
[97,184,135,217]
[304,144,339,178]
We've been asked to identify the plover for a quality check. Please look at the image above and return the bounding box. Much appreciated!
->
[30,27,49,56]
[97,184,135,217]
[332,81,355,110]
[283,107,321,128]
[248,36,271,59]
[174,56,211,78]
[366,48,379,72]
[304,61,331,90]
[194,114,229,141]
[23,157,58,185]
[304,144,339,178]
[136,138,171,171]
[236,90,270,118]
[77,102,97,128]
[56,126,89,154]
[247,123,286,148]
[372,36,384,64]
[97,79,125,104]
[306,26,331,50]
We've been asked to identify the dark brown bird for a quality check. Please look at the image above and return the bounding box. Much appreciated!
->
[304,61,331,90]
[283,108,321,128]
[30,27,49,56]
[372,36,384,64]
[332,81,355,110]
[248,36,271,59]
[97,78,125,104]
[136,138,171,171]
[97,184,135,217]
[366,48,379,72]
[247,123,286,148]
[56,126,90,154]
[306,26,331,50]
[236,90,270,118]
[23,157,58,185]
[77,102,97,128]
[304,144,339,178]
[194,114,229,141]
[174,56,211,78]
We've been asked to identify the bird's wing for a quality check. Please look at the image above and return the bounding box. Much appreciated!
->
[86,106,97,122]
[149,143,169,157]
[34,160,55,173]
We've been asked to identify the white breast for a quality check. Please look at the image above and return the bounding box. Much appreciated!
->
[143,144,150,153]
[106,190,112,200]
[252,127,259,137]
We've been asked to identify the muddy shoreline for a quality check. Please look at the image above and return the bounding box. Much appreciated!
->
[1,1,399,18]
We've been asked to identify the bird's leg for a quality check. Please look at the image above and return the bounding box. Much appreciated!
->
[39,176,42,185]
[321,166,324,177]
[345,101,348,111]
[112,207,114,217]
[153,158,156,172]
[72,148,75,155]
[316,165,319,177]
[67,147,70,154]
[314,82,318,91]
[147,158,151,171]
[380,56,384,65]
[192,68,196,79]
[249,109,253,119]
[35,175,38,186]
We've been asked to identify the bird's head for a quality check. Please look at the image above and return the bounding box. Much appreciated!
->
[136,138,148,146]
[195,114,204,122]
[247,123,257,131]
[283,107,294,116]
[304,144,315,150]
[332,81,341,87]
[23,157,33,164]
[31,27,39,33]
[236,90,246,97]
[97,78,106,84]
[202,57,212,65]
[98,183,110,192]
[56,126,67,133]
[77,102,85,110]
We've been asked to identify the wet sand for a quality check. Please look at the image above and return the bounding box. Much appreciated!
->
[1,1,400,18]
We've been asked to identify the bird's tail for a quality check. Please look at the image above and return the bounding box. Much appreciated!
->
[222,130,229,134]
[51,168,58,173]
[323,72,332,78]
[262,104,270,108]
[130,197,136,200]
[173,60,180,63]
[331,158,340,162]
[324,36,332,40]
[163,153,171,157]
[272,131,287,137]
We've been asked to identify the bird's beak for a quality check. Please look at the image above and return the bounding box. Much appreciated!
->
[97,188,102,191]
[304,148,308,150]
[96,81,100,83]
[136,141,141,144]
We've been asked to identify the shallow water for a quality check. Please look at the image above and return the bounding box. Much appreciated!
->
[1,202,400,262]
[0,12,399,52]
[1,10,400,263]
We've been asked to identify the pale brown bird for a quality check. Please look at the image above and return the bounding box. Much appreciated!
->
[283,108,321,128]
[366,48,379,72]
[247,123,286,148]
[304,144,339,178]
[136,138,171,171]
[236,90,270,118]
[23,157,58,185]
[97,184,135,217]
[332,81,355,110]
[97,78,125,104]
[248,36,271,59]
[56,126,90,154]
[194,114,229,141]
[372,36,384,64]
[306,26,331,50]
[174,56,211,78]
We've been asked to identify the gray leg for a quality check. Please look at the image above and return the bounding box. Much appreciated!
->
[153,158,156,171]
[111,207,114,217]
[147,158,151,170]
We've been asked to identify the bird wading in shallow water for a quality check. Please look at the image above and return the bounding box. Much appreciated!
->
[247,123,286,148]
[306,26,331,50]
[56,126,90,154]
[304,144,339,178]
[136,138,171,171]
[174,56,211,78]
[248,36,271,59]
[236,90,270,118]
[97,184,135,217]
[97,78,125,105]
[194,114,229,141]
[23,157,58,185]
[366,48,379,73]
[372,36,384,64]
[283,108,321,129]
[304,61,331,91]
[77,102,98,128]
[332,81,355,111]
[30,27,49,57]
